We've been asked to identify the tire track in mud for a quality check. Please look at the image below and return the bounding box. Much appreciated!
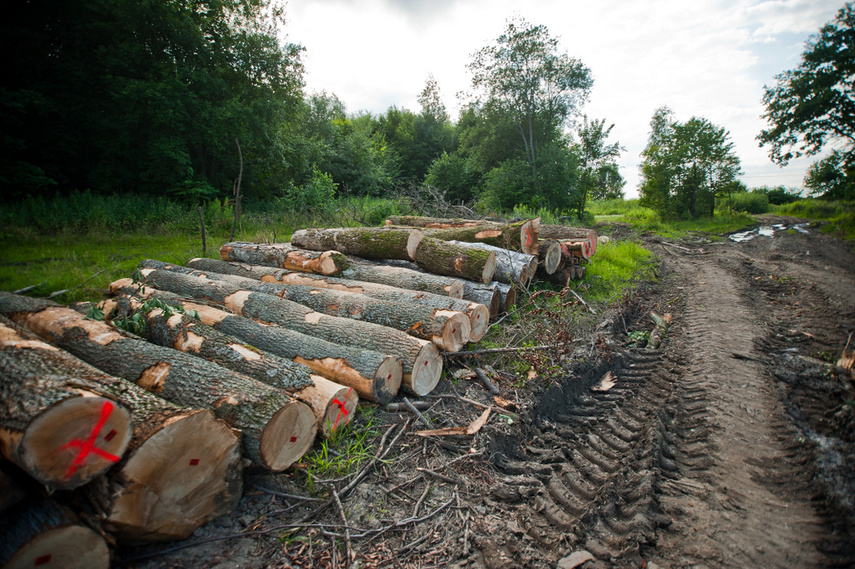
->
[477,248,837,568]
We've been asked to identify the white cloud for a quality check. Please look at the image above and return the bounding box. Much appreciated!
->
[284,0,845,197]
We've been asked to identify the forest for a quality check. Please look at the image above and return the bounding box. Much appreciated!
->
[1,0,853,223]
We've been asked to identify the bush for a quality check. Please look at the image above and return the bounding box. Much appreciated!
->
[730,191,770,214]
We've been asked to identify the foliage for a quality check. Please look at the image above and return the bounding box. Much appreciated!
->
[804,150,855,200]
[758,3,854,173]
[581,241,657,303]
[572,116,625,215]
[1,0,305,200]
[587,198,645,217]
[302,407,379,493]
[424,152,480,203]
[752,185,803,205]
[728,191,770,215]
[281,165,338,210]
[639,107,742,219]
[774,199,855,240]
[465,17,592,210]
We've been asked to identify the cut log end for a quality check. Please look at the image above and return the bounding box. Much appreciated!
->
[22,394,133,490]
[373,356,403,405]
[467,304,491,343]
[4,523,111,569]
[481,252,497,284]
[437,312,471,353]
[539,240,562,275]
[406,230,424,260]
[407,342,442,397]
[260,401,317,471]
[318,385,359,439]
[446,280,465,299]
[105,409,242,543]
[521,218,541,255]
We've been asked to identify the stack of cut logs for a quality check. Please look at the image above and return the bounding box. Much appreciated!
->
[0,216,598,567]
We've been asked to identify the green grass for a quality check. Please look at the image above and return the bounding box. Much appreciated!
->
[580,240,657,303]
[302,406,380,494]
[773,199,855,240]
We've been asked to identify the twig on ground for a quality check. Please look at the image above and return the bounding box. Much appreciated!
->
[13,282,46,295]
[570,288,596,315]
[443,344,564,357]
[328,486,352,566]
[253,485,325,502]
[473,367,500,395]
[412,482,431,518]
[417,468,459,485]
[403,397,431,427]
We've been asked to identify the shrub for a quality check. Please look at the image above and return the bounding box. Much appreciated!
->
[730,191,770,214]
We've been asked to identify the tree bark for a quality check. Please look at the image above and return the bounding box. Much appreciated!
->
[446,241,536,287]
[110,280,442,397]
[539,225,598,256]
[413,236,497,284]
[138,267,472,352]
[537,240,562,275]
[0,292,317,472]
[341,259,465,298]
[461,282,501,317]
[179,258,489,343]
[495,282,518,312]
[290,227,424,261]
[220,242,350,276]
[102,295,398,407]
[0,499,110,569]
[0,323,134,490]
[386,217,540,256]
[0,315,243,543]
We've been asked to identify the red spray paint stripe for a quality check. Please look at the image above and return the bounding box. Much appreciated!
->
[331,388,353,430]
[59,401,121,480]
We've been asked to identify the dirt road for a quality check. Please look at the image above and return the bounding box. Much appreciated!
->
[123,220,855,568]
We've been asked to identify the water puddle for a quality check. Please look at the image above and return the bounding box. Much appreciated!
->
[729,223,810,243]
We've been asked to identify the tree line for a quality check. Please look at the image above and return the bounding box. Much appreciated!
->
[2,0,851,220]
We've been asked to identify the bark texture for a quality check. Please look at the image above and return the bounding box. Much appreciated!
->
[291,227,424,261]
[139,267,471,352]
[447,241,536,287]
[386,217,540,256]
[0,314,243,543]
[0,292,316,472]
[413,236,497,284]
[219,242,349,276]
[461,282,501,317]
[0,499,110,569]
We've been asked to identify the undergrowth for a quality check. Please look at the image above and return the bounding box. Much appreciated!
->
[773,199,855,241]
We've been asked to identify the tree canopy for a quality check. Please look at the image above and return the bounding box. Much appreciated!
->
[640,108,741,219]
[758,2,854,199]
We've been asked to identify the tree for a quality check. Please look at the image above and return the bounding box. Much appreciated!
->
[467,17,592,200]
[639,108,741,219]
[1,0,304,200]
[758,3,854,197]
[804,150,855,200]
[573,116,625,215]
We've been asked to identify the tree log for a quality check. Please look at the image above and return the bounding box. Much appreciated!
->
[461,282,501,317]
[560,240,593,261]
[0,292,317,472]
[495,282,518,312]
[341,260,465,299]
[0,500,110,569]
[539,225,598,255]
[102,294,395,408]
[386,217,540,255]
[138,267,471,352]
[0,316,242,543]
[537,240,562,275]
[413,236,497,284]
[220,242,349,276]
[1,321,134,490]
[446,241,536,287]
[175,258,489,343]
[290,227,423,261]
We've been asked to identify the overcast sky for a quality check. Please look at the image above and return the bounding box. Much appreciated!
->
[282,0,844,198]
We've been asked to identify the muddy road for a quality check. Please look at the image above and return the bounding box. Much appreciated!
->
[123,220,855,569]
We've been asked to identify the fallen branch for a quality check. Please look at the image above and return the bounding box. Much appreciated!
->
[403,397,431,427]
[416,468,459,485]
[473,367,500,395]
[442,344,564,357]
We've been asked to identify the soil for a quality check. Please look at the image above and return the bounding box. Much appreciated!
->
[119,216,855,569]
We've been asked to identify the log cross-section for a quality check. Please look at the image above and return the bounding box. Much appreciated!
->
[0,292,317,472]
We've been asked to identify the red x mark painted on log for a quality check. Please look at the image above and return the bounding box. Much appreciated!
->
[331,388,353,430]
[58,400,121,480]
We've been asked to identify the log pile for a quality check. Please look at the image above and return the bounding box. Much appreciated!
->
[0,215,601,559]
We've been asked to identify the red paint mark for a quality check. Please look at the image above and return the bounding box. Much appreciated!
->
[331,388,353,430]
[525,228,533,248]
[103,429,117,442]
[35,554,52,566]
[59,401,121,480]
[424,361,428,366]
[387,374,392,380]
[289,436,298,443]
[189,458,200,466]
